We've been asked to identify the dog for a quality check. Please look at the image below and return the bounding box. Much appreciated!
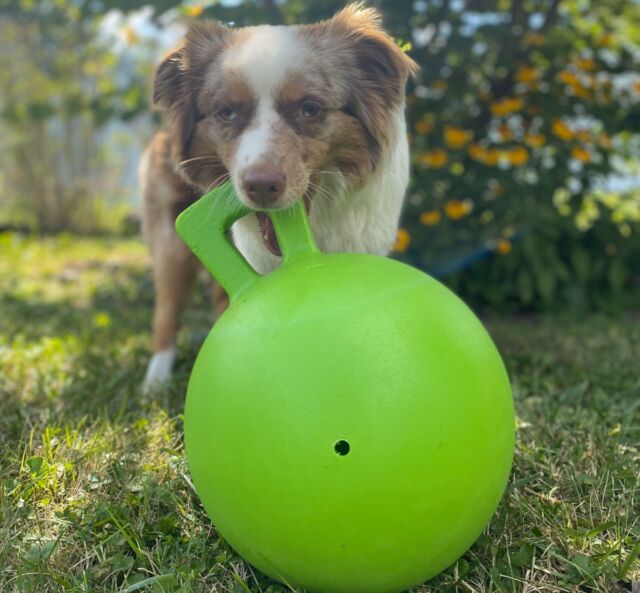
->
[140,2,417,389]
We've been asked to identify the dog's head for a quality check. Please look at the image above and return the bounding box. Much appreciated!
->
[153,3,417,214]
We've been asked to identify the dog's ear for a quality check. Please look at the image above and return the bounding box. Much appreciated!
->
[152,21,230,156]
[327,3,419,148]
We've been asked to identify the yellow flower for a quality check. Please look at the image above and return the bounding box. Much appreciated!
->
[552,119,576,141]
[433,79,448,91]
[94,312,112,328]
[490,97,524,117]
[185,4,204,17]
[496,239,512,255]
[506,146,530,166]
[122,24,140,45]
[421,149,449,169]
[523,32,545,46]
[571,85,592,100]
[558,70,580,86]
[419,210,442,226]
[415,120,434,135]
[444,200,473,220]
[571,146,591,162]
[575,57,596,71]
[514,66,539,84]
[444,126,473,149]
[524,133,545,148]
[392,228,411,253]
[576,130,592,144]
[598,33,614,47]
[468,144,499,166]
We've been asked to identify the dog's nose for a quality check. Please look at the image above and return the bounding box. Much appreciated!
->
[242,170,286,207]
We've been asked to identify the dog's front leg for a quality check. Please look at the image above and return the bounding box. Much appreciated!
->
[143,233,200,391]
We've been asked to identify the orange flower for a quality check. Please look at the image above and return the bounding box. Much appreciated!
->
[498,124,513,142]
[515,66,539,84]
[444,126,473,149]
[490,97,524,117]
[523,32,545,46]
[421,149,449,169]
[572,85,592,100]
[415,120,434,135]
[506,146,530,166]
[571,146,591,162]
[557,70,580,86]
[419,210,442,226]
[524,133,545,148]
[598,33,614,47]
[496,239,512,255]
[576,130,592,144]
[393,228,411,253]
[598,132,613,149]
[552,119,576,141]
[444,200,473,220]
[185,4,204,16]
[468,144,499,166]
[574,57,596,71]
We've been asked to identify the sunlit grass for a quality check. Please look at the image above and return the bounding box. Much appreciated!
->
[0,234,638,592]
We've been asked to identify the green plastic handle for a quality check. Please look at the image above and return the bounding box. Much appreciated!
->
[175,181,318,300]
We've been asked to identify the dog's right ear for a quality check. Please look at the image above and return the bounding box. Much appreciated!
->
[152,21,230,157]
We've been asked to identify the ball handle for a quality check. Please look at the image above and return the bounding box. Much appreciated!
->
[175,181,318,301]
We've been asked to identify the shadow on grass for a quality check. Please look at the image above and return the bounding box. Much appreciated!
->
[0,264,154,342]
[1,259,216,425]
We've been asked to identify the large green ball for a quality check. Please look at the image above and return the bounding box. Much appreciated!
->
[184,251,514,593]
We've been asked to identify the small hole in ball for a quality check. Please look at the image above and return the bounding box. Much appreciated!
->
[334,440,350,456]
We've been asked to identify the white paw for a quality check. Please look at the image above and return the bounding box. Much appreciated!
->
[142,348,176,392]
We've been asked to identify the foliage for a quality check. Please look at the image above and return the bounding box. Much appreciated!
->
[0,1,150,232]
[446,209,640,312]
[386,0,640,309]
[1,235,639,592]
[1,0,639,307]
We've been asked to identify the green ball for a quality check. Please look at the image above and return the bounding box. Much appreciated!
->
[178,187,514,593]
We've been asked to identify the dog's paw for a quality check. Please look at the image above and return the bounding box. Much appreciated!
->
[142,348,176,393]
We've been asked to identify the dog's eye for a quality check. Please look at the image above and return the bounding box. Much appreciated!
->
[217,106,237,122]
[299,101,321,119]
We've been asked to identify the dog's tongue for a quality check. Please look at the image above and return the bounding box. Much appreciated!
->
[256,212,281,257]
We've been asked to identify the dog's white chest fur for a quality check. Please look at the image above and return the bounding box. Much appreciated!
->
[231,108,409,273]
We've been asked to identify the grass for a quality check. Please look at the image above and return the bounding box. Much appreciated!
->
[0,232,638,593]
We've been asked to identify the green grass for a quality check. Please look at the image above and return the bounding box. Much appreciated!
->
[1,232,638,593]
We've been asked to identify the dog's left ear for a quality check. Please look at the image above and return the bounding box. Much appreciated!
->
[328,3,419,148]
[153,21,231,157]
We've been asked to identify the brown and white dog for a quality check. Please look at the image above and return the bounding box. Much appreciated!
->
[140,3,417,389]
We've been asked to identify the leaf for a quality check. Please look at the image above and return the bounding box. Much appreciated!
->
[608,257,628,292]
[511,543,534,567]
[517,270,534,304]
[26,456,43,475]
[108,552,134,572]
[570,247,591,283]
[23,540,56,564]
[536,269,557,302]
[122,574,178,593]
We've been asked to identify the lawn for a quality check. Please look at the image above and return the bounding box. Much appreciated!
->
[0,233,638,593]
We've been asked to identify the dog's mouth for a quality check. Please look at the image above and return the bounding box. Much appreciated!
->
[255,195,313,258]
[256,212,281,257]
